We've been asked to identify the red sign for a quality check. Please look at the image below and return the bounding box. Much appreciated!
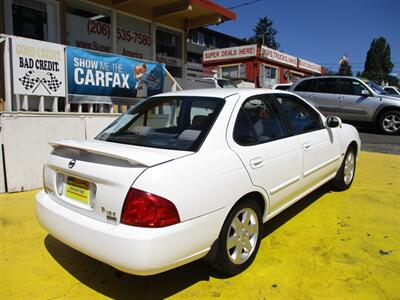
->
[261,46,297,67]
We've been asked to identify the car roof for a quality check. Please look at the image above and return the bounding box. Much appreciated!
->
[151,88,292,99]
[297,75,361,80]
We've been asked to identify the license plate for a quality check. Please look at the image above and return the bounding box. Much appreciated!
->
[66,176,90,205]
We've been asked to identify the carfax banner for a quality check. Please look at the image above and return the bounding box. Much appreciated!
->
[11,36,66,97]
[67,47,166,98]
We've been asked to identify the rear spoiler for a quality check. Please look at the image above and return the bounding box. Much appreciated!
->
[49,140,150,167]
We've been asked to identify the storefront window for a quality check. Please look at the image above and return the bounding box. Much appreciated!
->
[220,64,245,79]
[116,13,152,60]
[12,1,47,41]
[8,0,59,42]
[156,27,183,78]
[192,31,205,46]
[221,65,238,78]
[260,65,279,88]
[66,1,112,53]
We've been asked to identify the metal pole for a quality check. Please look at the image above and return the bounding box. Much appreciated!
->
[15,94,20,111]
[22,95,28,110]
[3,36,12,112]
[39,96,45,112]
[52,97,58,112]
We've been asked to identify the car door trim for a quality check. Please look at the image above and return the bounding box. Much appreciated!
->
[336,107,368,115]
[304,154,341,178]
[270,175,301,195]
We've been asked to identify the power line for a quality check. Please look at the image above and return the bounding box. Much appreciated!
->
[228,0,263,10]
[319,62,400,65]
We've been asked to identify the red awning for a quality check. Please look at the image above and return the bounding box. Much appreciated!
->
[109,0,236,30]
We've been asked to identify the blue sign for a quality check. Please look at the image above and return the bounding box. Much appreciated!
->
[67,47,166,98]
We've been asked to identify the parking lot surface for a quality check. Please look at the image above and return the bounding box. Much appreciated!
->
[1,151,399,300]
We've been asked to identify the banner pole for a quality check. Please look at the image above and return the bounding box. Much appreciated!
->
[165,68,183,91]
[3,35,13,112]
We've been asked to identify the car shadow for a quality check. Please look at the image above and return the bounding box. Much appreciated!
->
[44,185,331,300]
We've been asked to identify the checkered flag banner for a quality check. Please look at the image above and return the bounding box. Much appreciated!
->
[18,70,40,91]
[43,72,62,92]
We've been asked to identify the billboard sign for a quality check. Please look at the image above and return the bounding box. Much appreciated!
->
[11,36,66,97]
[67,47,166,98]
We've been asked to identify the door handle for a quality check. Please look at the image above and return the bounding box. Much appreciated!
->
[250,157,264,169]
[303,142,312,151]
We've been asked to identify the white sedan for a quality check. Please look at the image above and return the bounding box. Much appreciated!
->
[36,89,360,275]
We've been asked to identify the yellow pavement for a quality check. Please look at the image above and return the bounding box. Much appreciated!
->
[1,152,399,300]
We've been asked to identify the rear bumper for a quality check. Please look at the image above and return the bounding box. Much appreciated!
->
[36,190,226,275]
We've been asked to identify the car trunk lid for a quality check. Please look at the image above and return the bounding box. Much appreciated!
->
[43,139,192,224]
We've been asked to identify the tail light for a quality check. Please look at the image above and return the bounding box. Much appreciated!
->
[121,188,180,228]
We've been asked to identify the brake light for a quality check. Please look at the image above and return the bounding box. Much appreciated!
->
[121,188,180,228]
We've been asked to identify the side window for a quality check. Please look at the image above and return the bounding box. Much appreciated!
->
[340,78,368,96]
[233,96,287,146]
[316,78,339,94]
[294,79,318,92]
[274,94,324,135]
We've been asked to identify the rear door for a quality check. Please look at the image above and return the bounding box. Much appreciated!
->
[293,78,340,117]
[227,94,303,213]
[292,78,317,102]
[311,77,340,116]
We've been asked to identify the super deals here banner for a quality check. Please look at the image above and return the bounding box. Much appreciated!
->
[67,47,166,98]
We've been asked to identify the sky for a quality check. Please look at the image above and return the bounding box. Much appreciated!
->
[210,0,400,75]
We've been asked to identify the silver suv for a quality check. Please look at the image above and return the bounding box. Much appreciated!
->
[289,76,400,135]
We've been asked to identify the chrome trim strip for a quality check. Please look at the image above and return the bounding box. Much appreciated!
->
[270,175,301,195]
[304,155,341,178]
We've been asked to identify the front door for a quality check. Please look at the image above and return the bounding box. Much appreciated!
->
[274,93,342,192]
[338,78,374,122]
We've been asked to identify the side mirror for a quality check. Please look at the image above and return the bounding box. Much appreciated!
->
[326,116,342,128]
[361,89,370,96]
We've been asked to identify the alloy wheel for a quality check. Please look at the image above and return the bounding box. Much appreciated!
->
[226,208,259,265]
[343,151,355,185]
[382,114,400,133]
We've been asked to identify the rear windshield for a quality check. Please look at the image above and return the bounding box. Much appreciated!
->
[96,96,225,151]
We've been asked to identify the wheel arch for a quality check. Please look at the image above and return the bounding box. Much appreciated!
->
[373,105,400,123]
[205,190,268,264]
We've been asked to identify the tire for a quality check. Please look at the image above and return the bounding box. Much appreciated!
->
[331,147,356,191]
[209,199,263,275]
[378,110,400,135]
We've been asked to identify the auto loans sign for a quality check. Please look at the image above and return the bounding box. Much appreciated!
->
[203,45,257,62]
[11,36,66,97]
[298,59,322,74]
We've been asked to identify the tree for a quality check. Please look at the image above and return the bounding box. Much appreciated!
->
[246,17,280,49]
[362,37,394,85]
[339,60,353,76]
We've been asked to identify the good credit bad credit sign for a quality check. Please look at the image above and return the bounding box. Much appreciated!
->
[203,45,257,62]
[11,36,66,97]
[67,47,166,98]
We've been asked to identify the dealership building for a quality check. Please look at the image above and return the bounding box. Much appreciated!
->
[203,44,325,88]
[0,0,236,111]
